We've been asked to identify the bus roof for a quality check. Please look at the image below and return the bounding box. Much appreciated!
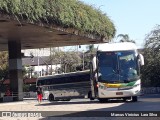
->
[97,42,137,52]
[37,70,90,80]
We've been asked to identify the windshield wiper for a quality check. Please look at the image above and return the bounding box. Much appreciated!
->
[128,76,140,81]
[98,79,120,83]
[122,76,140,83]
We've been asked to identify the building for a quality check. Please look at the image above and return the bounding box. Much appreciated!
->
[22,56,61,78]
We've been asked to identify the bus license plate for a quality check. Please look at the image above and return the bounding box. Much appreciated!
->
[116,92,123,95]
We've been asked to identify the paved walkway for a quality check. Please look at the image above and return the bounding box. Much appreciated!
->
[0,94,159,120]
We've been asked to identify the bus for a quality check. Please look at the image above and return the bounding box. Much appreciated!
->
[90,42,144,102]
[36,70,91,101]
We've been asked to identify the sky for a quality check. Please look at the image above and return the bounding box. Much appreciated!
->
[80,0,160,48]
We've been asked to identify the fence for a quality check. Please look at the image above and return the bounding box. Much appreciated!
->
[141,87,160,94]
[23,92,37,98]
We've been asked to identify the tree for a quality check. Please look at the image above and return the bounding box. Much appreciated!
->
[82,44,97,70]
[86,44,97,56]
[49,49,81,73]
[141,25,160,87]
[0,51,8,80]
[0,51,8,92]
[64,51,81,72]
[117,34,136,43]
[22,65,29,78]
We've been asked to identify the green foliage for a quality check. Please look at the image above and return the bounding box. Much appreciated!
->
[117,34,136,43]
[0,0,116,40]
[61,51,81,73]
[0,51,8,79]
[141,25,160,87]
[50,49,81,73]
[23,84,30,92]
[83,44,96,69]
[22,65,28,77]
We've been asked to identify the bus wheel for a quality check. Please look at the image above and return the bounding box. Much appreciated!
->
[88,91,94,100]
[49,94,54,101]
[64,99,71,101]
[122,97,127,102]
[132,96,138,102]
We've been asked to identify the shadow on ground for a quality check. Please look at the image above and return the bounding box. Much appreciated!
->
[35,99,127,106]
[37,94,160,119]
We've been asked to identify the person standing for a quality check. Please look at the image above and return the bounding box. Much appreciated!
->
[5,85,11,96]
[37,85,43,104]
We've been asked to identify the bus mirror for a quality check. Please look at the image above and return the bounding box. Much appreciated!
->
[138,54,144,66]
[89,62,94,78]
[92,56,97,71]
[89,62,93,69]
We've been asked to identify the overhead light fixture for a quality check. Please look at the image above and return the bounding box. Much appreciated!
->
[0,20,8,22]
[48,30,53,33]
[89,41,96,43]
[57,33,68,36]
[24,45,31,48]
[15,23,26,26]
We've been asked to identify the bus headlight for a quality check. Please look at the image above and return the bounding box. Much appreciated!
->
[99,85,107,90]
[118,86,132,90]
[133,84,140,88]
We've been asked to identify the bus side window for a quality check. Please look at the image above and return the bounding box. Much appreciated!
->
[72,75,76,83]
[64,77,68,84]
[50,78,53,85]
[78,75,82,82]
[46,79,51,85]
[56,77,62,84]
[40,79,45,85]
[37,80,40,86]
[83,74,90,81]
[44,79,47,85]
[54,77,58,84]
[66,76,70,83]
[80,74,85,82]
[59,77,63,84]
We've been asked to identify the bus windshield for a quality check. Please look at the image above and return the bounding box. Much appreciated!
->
[97,50,139,83]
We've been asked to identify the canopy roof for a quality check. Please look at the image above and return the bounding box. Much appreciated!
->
[0,0,116,51]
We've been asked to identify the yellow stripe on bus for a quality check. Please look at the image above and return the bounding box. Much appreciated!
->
[103,83,122,88]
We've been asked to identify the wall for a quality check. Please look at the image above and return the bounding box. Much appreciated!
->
[141,87,160,94]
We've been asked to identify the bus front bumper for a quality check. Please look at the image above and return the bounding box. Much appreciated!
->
[98,86,141,98]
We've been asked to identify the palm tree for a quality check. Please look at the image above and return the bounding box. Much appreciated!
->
[117,34,135,43]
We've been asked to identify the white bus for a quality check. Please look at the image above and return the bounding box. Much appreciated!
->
[36,70,91,101]
[90,42,144,102]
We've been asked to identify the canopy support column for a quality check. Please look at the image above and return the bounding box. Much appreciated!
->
[8,39,23,101]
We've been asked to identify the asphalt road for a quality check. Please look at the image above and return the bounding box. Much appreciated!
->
[44,94,160,120]
[41,94,160,118]
[0,94,160,120]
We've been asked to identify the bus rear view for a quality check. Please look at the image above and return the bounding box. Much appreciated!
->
[90,42,144,103]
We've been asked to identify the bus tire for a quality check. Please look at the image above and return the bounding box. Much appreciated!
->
[132,96,138,102]
[49,94,54,101]
[122,97,127,102]
[64,98,71,101]
[88,91,94,100]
